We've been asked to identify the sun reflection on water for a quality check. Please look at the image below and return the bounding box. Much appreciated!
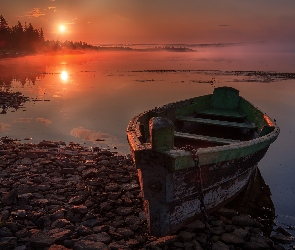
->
[60,70,68,82]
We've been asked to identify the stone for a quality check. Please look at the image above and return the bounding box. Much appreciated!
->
[220,233,245,245]
[49,228,72,242]
[211,226,226,235]
[185,220,205,231]
[29,231,54,248]
[233,228,248,239]
[192,239,204,250]
[0,227,13,237]
[84,233,112,244]
[212,241,229,250]
[115,207,134,216]
[271,233,295,244]
[74,240,108,250]
[76,226,93,236]
[1,189,18,205]
[51,218,71,228]
[48,244,71,250]
[179,231,196,241]
[232,214,263,228]
[81,217,103,227]
[116,227,134,237]
[217,208,238,218]
[275,226,293,237]
[68,195,87,205]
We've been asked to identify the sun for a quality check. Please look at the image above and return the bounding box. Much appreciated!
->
[59,25,66,33]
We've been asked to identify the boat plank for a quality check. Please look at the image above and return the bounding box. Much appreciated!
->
[174,131,241,145]
[177,116,257,130]
[197,108,247,119]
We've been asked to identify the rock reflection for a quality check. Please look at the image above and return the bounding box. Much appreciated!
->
[70,127,116,144]
[0,123,10,132]
[36,118,52,125]
[226,167,275,236]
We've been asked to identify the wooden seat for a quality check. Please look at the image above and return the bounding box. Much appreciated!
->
[174,132,241,145]
[196,108,247,119]
[176,116,257,130]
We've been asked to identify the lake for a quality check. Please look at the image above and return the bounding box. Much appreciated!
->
[1,44,295,235]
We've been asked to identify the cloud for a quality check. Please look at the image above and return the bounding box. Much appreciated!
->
[48,6,56,10]
[0,123,10,132]
[70,127,115,143]
[36,118,52,125]
[218,24,230,27]
[25,8,46,18]
[15,118,33,123]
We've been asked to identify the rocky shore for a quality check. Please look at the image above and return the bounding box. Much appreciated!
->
[0,137,294,250]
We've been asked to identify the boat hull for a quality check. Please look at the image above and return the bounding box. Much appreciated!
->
[127,87,279,236]
[137,146,268,236]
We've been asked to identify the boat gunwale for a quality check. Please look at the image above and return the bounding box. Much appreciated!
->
[126,92,280,168]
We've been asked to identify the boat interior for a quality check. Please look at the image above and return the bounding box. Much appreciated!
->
[134,87,275,151]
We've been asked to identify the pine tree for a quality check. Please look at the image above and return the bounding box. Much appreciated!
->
[0,15,11,49]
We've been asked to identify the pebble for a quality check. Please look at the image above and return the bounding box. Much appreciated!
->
[0,138,294,249]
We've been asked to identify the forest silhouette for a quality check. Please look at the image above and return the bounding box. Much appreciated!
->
[0,15,98,56]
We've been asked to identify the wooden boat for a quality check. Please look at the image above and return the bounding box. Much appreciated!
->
[126,86,279,236]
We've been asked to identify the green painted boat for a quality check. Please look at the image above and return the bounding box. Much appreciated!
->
[126,86,279,236]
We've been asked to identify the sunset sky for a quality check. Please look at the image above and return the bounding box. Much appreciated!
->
[1,0,295,47]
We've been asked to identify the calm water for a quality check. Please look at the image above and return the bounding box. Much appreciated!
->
[1,47,295,234]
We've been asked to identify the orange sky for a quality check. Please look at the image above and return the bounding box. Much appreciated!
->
[2,1,295,46]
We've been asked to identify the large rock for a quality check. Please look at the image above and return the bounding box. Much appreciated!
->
[232,214,263,228]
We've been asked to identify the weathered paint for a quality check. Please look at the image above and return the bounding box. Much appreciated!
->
[126,86,280,236]
[136,147,267,236]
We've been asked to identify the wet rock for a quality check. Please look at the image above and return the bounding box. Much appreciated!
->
[0,139,288,250]
[115,207,134,216]
[0,237,18,250]
[211,226,226,235]
[185,219,205,231]
[68,195,87,205]
[76,225,94,236]
[1,188,18,205]
[11,210,27,219]
[271,232,295,244]
[179,230,196,241]
[212,241,229,250]
[48,244,71,250]
[0,227,13,237]
[216,207,239,218]
[49,228,73,242]
[220,232,245,245]
[51,218,71,228]
[233,228,249,239]
[232,214,263,228]
[116,227,134,237]
[81,217,103,227]
[275,226,293,237]
[74,240,108,250]
[29,231,55,248]
[84,232,112,244]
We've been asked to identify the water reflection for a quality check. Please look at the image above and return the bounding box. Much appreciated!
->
[226,167,275,236]
[60,70,69,82]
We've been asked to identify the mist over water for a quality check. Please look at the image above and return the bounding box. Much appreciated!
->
[1,45,295,234]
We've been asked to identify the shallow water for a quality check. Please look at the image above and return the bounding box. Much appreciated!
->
[1,48,295,235]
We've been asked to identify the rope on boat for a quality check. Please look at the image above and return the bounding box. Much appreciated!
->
[182,145,213,250]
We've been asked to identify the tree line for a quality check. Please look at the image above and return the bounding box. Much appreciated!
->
[0,15,97,54]
[0,15,45,52]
